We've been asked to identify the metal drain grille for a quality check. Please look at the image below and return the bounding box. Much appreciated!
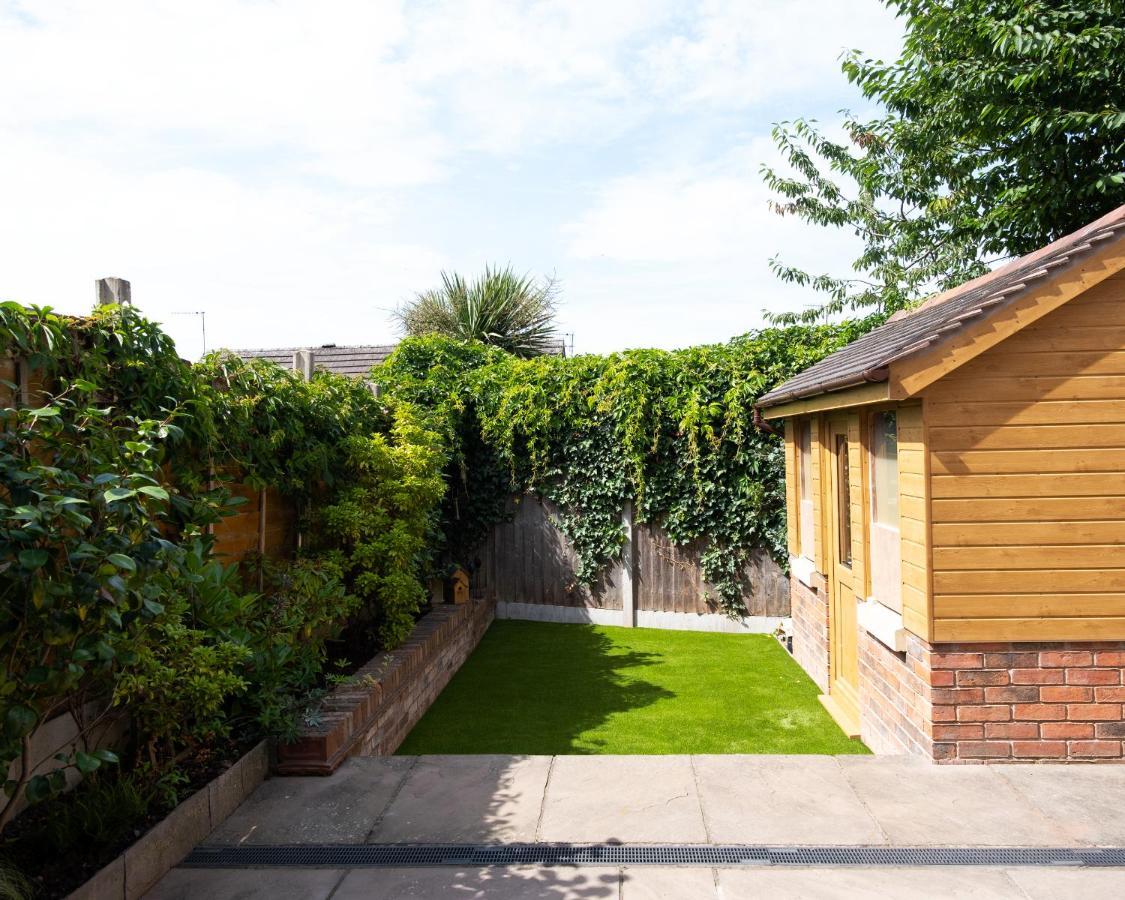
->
[183,844,1125,869]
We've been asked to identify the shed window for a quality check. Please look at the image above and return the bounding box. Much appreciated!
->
[797,420,814,558]
[835,434,852,567]
[869,411,902,613]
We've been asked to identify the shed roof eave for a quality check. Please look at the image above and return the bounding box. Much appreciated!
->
[757,367,889,414]
[757,376,891,419]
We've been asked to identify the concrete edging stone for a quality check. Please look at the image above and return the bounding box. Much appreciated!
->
[66,739,269,900]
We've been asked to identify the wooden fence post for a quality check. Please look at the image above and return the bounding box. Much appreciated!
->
[621,501,636,627]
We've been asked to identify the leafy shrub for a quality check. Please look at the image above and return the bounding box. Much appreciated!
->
[0,302,446,834]
[312,404,446,646]
[195,556,360,738]
[0,385,213,828]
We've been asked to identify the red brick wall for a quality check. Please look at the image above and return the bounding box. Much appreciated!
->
[858,629,932,757]
[790,577,829,692]
[929,643,1125,762]
[790,577,1125,762]
[276,597,496,774]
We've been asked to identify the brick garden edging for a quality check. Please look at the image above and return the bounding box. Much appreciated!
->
[276,597,496,774]
[66,740,269,900]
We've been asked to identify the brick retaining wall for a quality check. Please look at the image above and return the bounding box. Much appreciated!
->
[276,597,495,774]
[790,578,1125,763]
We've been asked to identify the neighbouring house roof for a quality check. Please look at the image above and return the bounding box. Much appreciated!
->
[231,344,398,377]
[757,203,1125,409]
[227,338,568,377]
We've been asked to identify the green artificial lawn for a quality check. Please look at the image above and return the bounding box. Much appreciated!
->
[397,620,869,755]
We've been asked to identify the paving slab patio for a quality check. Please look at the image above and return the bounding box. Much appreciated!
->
[835,755,1075,847]
[145,865,1125,899]
[148,754,1125,898]
[692,754,885,845]
[368,754,552,843]
[537,755,708,843]
[207,755,414,845]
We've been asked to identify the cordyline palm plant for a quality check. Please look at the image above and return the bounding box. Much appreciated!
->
[395,265,560,357]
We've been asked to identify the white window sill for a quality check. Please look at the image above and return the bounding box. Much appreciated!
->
[789,555,818,589]
[859,597,908,652]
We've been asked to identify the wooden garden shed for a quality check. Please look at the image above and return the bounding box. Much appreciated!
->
[757,204,1125,762]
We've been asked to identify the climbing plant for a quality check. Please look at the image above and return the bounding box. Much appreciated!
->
[380,320,875,614]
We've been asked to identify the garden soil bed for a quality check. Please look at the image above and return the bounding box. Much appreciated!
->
[3,736,266,900]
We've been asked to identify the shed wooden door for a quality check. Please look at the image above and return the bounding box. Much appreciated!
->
[826,417,861,732]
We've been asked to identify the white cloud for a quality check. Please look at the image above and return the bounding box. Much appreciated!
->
[0,0,904,358]
[638,0,905,108]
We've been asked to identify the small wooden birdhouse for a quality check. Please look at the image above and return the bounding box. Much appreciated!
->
[450,567,470,605]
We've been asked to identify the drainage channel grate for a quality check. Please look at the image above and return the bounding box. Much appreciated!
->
[183,844,1125,869]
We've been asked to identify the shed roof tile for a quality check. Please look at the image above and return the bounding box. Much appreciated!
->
[757,204,1125,408]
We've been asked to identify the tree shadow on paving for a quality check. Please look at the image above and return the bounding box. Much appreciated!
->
[332,865,622,899]
[396,620,675,755]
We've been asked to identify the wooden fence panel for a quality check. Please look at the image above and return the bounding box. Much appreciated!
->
[474,495,790,619]
[211,483,298,564]
[473,496,624,609]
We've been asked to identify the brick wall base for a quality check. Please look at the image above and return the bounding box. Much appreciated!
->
[789,579,1125,762]
[791,576,829,693]
[276,597,495,774]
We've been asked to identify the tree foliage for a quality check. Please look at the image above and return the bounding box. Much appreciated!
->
[763,0,1125,322]
[395,265,562,357]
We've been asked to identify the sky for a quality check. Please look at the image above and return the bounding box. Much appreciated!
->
[0,0,905,359]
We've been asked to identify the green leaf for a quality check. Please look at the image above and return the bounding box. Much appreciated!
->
[106,553,136,571]
[102,487,136,502]
[18,548,49,570]
[27,405,60,418]
[92,748,120,764]
[25,774,53,804]
[137,485,169,500]
[4,705,37,738]
[75,751,102,774]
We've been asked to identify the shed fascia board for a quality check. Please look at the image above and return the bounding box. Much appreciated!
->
[759,381,890,419]
[887,238,1125,399]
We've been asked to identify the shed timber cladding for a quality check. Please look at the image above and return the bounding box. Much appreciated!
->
[757,205,1125,407]
[926,268,1125,642]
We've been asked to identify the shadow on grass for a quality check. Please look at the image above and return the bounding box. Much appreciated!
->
[397,620,675,755]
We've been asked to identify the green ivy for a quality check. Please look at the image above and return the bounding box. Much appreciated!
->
[380,321,875,614]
